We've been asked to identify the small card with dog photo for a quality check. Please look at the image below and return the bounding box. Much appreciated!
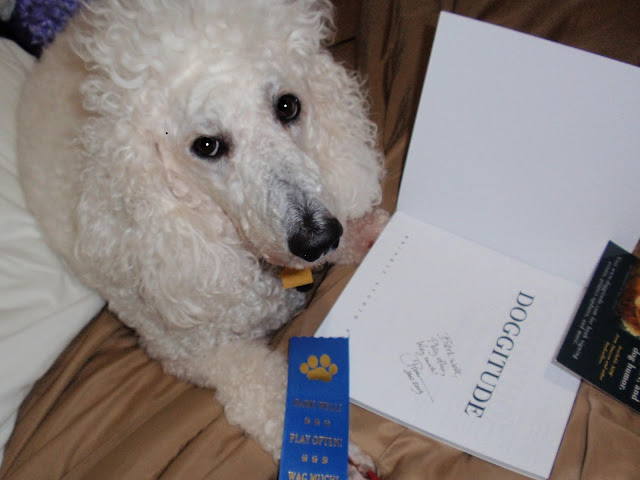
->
[557,241,640,413]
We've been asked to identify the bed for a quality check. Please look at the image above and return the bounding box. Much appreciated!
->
[1,1,639,478]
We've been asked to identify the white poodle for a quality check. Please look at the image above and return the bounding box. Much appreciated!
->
[17,0,387,476]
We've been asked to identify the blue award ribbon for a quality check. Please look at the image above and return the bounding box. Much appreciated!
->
[279,337,349,480]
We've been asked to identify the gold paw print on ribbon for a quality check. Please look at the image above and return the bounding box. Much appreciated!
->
[300,354,338,382]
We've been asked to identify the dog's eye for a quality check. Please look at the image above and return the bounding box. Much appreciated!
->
[275,94,301,123]
[191,136,227,160]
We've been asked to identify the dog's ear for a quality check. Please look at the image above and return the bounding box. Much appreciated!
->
[305,53,384,220]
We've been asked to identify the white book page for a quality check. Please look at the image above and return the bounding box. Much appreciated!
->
[398,13,640,286]
[317,212,582,479]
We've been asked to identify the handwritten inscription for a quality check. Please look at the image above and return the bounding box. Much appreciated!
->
[400,332,462,402]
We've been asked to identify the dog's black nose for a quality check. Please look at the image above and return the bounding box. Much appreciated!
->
[288,215,343,263]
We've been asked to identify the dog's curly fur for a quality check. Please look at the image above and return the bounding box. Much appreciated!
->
[17,0,386,475]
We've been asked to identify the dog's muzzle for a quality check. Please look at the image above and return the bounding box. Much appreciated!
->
[287,213,343,263]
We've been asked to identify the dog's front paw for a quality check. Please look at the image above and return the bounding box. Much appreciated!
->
[348,441,378,480]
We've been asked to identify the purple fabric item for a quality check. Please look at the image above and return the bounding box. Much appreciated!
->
[1,0,83,56]
[15,0,80,46]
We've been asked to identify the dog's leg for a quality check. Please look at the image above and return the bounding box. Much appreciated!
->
[165,340,377,478]
[166,340,288,459]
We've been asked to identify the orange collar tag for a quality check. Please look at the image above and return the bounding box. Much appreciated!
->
[280,267,313,289]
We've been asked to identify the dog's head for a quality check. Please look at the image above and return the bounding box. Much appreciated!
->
[72,0,383,270]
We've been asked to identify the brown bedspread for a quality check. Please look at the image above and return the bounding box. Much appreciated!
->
[2,1,640,478]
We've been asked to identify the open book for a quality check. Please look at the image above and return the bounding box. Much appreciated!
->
[315,12,640,480]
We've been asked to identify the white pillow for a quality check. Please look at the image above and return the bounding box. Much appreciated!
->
[0,38,104,463]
